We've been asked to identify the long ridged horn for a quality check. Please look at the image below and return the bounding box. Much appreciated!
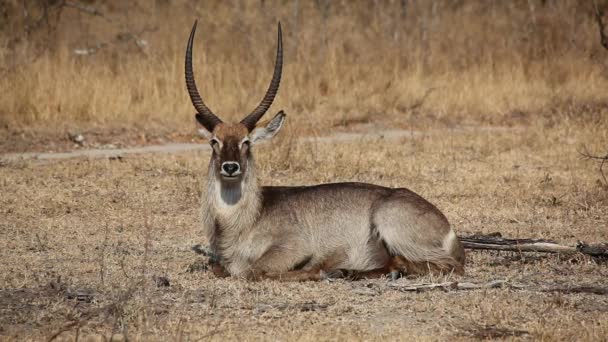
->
[185,20,223,132]
[241,22,283,131]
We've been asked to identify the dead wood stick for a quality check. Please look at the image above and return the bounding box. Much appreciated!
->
[540,286,608,295]
[389,280,608,295]
[388,280,511,292]
[459,234,608,258]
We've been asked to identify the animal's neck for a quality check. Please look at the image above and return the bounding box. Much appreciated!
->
[206,158,261,231]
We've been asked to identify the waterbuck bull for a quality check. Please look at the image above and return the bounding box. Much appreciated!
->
[186,21,465,281]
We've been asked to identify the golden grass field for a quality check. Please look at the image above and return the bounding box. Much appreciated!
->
[1,0,608,149]
[2,121,608,340]
[1,0,608,340]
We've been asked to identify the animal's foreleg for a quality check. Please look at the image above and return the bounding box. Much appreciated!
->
[208,255,230,278]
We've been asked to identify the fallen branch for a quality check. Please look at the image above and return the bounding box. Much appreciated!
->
[540,285,608,295]
[389,280,608,295]
[388,279,512,292]
[459,234,608,258]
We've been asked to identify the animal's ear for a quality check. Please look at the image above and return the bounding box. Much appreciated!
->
[249,111,286,143]
[195,113,213,139]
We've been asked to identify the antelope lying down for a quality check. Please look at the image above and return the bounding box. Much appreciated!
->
[185,21,465,281]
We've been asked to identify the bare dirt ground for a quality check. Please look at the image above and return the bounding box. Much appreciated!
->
[1,121,608,341]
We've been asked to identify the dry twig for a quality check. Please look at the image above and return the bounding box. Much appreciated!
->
[578,146,608,185]
[406,87,437,112]
[388,279,512,292]
[460,233,608,258]
[389,280,608,296]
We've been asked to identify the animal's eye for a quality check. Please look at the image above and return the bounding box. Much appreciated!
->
[241,140,250,148]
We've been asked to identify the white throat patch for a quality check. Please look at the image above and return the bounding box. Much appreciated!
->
[207,158,261,229]
[218,181,242,206]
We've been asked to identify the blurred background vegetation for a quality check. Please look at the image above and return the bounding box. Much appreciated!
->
[0,0,607,137]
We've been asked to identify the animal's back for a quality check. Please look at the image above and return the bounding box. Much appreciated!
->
[255,183,391,271]
[254,183,464,275]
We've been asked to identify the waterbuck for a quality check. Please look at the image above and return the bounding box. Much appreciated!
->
[186,21,465,281]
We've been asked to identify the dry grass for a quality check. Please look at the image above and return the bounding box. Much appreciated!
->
[1,0,608,143]
[1,1,608,340]
[1,116,608,340]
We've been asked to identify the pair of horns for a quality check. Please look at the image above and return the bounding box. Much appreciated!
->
[185,21,283,132]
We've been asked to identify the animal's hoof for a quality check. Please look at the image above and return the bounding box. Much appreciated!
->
[210,263,230,278]
[320,269,354,281]
[389,270,402,281]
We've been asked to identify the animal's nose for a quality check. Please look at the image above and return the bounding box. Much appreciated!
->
[222,162,240,175]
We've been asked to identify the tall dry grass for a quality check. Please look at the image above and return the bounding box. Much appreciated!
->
[0,0,607,135]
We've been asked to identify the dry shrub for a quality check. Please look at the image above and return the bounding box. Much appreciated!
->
[0,0,607,134]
